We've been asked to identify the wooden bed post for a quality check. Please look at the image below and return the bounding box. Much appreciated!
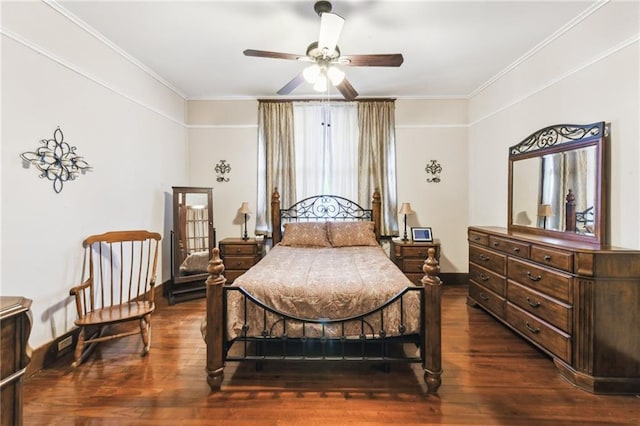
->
[372,189,381,242]
[271,188,281,246]
[420,247,443,393]
[206,247,226,391]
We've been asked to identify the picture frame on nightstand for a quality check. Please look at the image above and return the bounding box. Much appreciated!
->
[411,227,433,242]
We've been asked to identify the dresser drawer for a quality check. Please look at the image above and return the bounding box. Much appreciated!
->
[468,230,488,246]
[469,281,506,319]
[402,259,428,275]
[224,269,247,283]
[223,256,257,270]
[507,280,572,333]
[488,236,530,258]
[507,303,571,364]
[405,273,425,286]
[400,245,438,260]
[469,245,506,275]
[530,245,574,273]
[221,244,258,256]
[469,264,505,296]
[507,257,572,303]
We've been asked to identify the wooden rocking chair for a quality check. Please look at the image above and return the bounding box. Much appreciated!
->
[69,230,161,367]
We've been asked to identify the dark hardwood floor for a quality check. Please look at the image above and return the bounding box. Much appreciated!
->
[23,285,639,425]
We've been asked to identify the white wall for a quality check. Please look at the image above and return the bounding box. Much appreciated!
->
[468,0,640,249]
[1,2,187,350]
[186,98,470,272]
[187,100,259,242]
[395,99,468,273]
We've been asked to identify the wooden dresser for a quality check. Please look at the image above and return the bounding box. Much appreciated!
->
[389,239,440,285]
[467,226,640,394]
[219,238,264,284]
[1,296,32,426]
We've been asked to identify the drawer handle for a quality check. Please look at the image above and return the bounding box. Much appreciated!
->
[479,273,490,282]
[543,255,552,261]
[525,322,541,334]
[526,271,542,282]
[479,292,490,301]
[526,297,541,308]
[479,254,490,262]
[474,236,480,241]
[492,241,499,247]
[513,247,520,253]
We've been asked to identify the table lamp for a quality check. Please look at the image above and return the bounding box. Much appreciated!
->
[538,204,553,229]
[398,202,415,241]
[239,202,251,240]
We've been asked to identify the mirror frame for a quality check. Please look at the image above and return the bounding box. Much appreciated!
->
[171,186,215,285]
[507,122,608,245]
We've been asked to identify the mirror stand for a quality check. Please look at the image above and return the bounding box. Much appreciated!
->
[166,186,215,305]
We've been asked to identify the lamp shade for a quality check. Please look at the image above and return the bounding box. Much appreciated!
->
[398,203,415,215]
[239,202,251,214]
[538,204,553,217]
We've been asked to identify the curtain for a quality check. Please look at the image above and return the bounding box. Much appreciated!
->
[357,100,399,236]
[185,206,209,252]
[541,150,588,231]
[293,101,358,201]
[256,99,398,237]
[256,101,296,235]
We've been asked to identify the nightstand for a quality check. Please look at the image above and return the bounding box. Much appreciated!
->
[389,239,440,285]
[218,238,264,284]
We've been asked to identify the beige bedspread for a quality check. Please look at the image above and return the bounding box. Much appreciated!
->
[226,245,422,340]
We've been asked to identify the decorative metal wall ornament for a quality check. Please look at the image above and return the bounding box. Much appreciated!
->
[214,160,231,182]
[20,127,91,193]
[425,160,442,183]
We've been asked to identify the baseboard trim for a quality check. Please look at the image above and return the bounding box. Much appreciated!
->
[440,273,468,286]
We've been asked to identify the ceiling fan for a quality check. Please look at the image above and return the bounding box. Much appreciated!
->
[243,1,404,100]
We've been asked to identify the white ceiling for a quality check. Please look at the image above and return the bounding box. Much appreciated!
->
[57,0,598,100]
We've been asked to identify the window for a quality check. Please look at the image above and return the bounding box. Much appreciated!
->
[256,100,398,236]
[293,102,359,201]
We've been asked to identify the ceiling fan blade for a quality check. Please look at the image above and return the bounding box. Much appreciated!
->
[244,49,304,61]
[340,54,404,67]
[318,12,344,55]
[277,72,306,95]
[335,77,358,100]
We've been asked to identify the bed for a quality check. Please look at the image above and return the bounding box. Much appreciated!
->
[204,190,442,393]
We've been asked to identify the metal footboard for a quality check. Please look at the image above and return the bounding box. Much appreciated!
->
[223,286,424,364]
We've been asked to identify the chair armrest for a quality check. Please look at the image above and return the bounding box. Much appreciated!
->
[69,278,91,296]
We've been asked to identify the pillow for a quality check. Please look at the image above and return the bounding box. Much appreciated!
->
[179,250,210,274]
[280,222,331,247]
[327,221,379,247]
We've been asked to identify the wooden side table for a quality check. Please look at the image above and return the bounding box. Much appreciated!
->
[1,296,32,426]
[218,238,264,284]
[389,239,440,285]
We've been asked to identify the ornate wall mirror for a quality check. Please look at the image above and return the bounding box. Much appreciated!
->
[508,122,607,245]
[167,186,215,304]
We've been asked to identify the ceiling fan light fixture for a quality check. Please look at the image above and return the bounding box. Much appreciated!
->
[327,66,345,85]
[313,73,328,92]
[303,64,321,83]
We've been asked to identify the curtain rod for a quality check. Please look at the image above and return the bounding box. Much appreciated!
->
[257,98,396,103]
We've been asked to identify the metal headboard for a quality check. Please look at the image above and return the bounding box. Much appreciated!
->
[280,194,372,222]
